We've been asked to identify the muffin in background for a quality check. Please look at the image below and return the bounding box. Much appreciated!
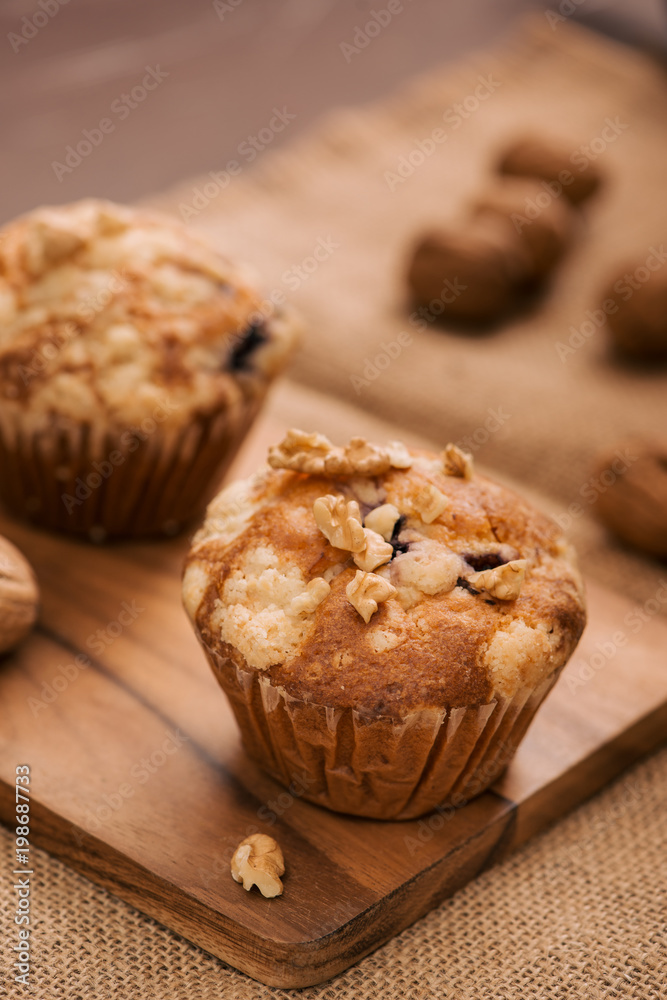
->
[0,199,299,540]
[182,430,586,820]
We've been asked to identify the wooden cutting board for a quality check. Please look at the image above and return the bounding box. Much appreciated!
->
[1,408,666,989]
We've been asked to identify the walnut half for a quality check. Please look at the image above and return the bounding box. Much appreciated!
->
[268,429,413,476]
[346,570,396,623]
[313,495,366,552]
[0,537,39,655]
[230,834,285,898]
[469,559,527,601]
[353,528,394,572]
[441,444,474,479]
[414,483,449,523]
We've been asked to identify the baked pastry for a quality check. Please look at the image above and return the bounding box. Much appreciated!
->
[496,135,603,205]
[0,199,299,539]
[183,430,586,820]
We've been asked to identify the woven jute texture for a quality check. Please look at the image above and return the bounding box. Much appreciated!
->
[2,748,665,999]
[3,16,667,998]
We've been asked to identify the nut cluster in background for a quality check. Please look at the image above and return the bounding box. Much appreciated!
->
[406,133,603,326]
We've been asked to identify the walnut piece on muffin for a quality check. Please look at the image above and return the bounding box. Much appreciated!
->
[183,430,586,820]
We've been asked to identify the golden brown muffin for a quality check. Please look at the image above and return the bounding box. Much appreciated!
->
[183,431,586,820]
[0,199,299,539]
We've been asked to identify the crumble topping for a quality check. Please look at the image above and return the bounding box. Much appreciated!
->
[0,199,298,426]
[183,433,585,698]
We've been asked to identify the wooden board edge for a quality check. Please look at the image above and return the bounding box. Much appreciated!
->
[0,781,515,988]
[506,702,667,850]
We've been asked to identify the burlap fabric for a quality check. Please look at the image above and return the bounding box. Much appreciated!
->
[3,16,666,998]
[2,748,665,998]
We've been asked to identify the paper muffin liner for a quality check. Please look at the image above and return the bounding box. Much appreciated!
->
[203,646,563,821]
[0,395,263,540]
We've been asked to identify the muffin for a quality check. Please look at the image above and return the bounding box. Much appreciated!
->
[0,199,299,539]
[182,430,586,820]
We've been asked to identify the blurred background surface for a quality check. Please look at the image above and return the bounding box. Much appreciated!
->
[1,0,665,222]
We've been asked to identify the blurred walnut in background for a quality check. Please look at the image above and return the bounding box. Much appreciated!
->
[601,254,667,362]
[496,134,604,205]
[594,440,667,559]
[405,132,603,326]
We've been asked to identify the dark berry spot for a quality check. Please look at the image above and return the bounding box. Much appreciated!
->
[484,599,496,606]
[228,320,267,372]
[390,514,409,557]
[456,576,480,595]
[463,552,506,572]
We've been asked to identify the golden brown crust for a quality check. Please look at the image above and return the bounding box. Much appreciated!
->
[185,447,586,716]
[0,199,299,427]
